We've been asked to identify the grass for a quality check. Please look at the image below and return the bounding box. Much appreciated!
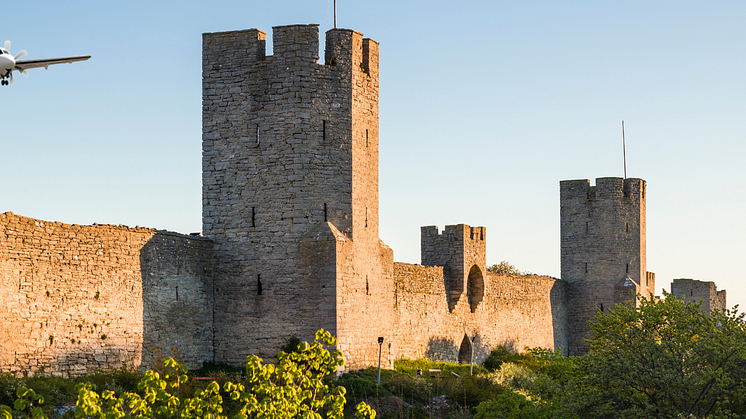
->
[335,358,505,418]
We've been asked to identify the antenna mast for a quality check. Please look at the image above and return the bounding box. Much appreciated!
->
[622,120,627,179]
[334,0,337,28]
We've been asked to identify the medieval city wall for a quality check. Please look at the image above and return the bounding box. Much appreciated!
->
[670,278,727,312]
[0,212,213,377]
[391,263,568,364]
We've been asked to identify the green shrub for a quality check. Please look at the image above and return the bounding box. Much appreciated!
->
[441,375,504,410]
[474,391,549,419]
[0,330,376,419]
[482,346,523,372]
[490,362,539,391]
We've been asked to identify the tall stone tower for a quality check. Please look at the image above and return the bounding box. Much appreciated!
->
[202,25,393,368]
[560,177,654,355]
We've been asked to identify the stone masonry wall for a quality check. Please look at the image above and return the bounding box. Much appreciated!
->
[670,278,727,312]
[421,225,487,312]
[0,212,213,377]
[202,25,388,367]
[560,177,649,355]
[392,263,567,364]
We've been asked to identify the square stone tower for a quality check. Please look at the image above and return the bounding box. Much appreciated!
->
[421,225,487,312]
[670,278,727,312]
[560,177,654,355]
[202,25,393,368]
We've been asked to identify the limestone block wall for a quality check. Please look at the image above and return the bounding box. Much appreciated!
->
[421,225,487,312]
[0,212,213,377]
[670,278,727,312]
[391,263,567,364]
[560,177,649,355]
[202,25,386,366]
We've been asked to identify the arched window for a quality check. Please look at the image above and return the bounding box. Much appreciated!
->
[457,334,472,364]
[467,265,484,313]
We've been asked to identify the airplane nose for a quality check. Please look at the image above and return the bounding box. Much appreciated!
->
[0,55,13,71]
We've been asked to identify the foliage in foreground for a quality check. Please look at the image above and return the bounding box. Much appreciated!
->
[1,330,375,419]
[563,292,746,418]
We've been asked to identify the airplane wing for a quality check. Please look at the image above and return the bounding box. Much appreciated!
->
[15,55,91,71]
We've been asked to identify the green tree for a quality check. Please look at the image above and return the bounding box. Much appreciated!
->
[563,292,746,418]
[487,261,523,275]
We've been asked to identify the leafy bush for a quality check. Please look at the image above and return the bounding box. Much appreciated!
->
[489,363,538,391]
[486,261,524,275]
[441,375,504,411]
[482,346,523,372]
[474,391,549,419]
[0,330,375,419]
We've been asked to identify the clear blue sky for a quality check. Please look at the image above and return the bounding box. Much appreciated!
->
[3,1,745,308]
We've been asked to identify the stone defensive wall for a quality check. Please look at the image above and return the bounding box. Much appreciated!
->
[391,263,568,363]
[670,278,727,312]
[0,212,214,377]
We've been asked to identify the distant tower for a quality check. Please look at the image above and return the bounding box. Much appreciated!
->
[670,278,726,312]
[560,177,655,355]
[202,25,392,368]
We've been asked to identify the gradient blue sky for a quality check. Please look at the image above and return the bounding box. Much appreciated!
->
[3,1,745,308]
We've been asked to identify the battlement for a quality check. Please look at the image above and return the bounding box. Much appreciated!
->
[421,224,486,243]
[202,25,378,73]
[560,177,646,201]
[272,24,319,65]
[325,29,379,77]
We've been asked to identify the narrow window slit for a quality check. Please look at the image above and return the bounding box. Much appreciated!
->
[322,120,326,141]
[257,274,263,296]
[366,129,369,147]
[251,207,256,227]
[256,124,260,144]
[585,263,588,273]
[176,286,179,301]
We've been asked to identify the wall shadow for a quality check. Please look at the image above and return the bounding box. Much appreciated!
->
[550,279,569,355]
[140,232,215,371]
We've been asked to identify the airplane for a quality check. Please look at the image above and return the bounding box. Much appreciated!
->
[0,40,90,86]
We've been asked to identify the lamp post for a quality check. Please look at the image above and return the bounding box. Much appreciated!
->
[470,336,476,375]
[377,337,384,386]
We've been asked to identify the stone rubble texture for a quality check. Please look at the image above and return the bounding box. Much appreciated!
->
[670,278,726,312]
[0,24,726,375]
[0,212,213,377]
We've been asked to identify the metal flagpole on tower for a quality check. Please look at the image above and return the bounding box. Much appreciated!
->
[334,0,337,28]
[622,120,627,179]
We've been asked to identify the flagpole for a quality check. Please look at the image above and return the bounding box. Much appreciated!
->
[334,0,337,28]
[622,120,627,179]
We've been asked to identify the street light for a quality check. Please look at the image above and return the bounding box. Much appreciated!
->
[377,337,384,386]
[470,336,476,375]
